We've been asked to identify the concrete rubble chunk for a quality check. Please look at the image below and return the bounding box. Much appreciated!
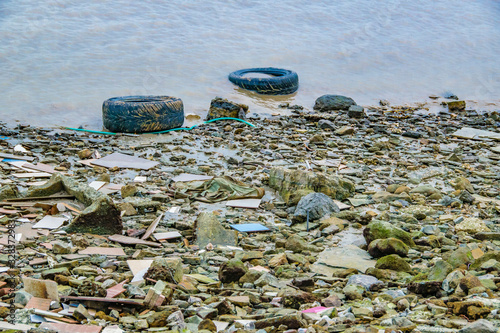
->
[269,167,355,205]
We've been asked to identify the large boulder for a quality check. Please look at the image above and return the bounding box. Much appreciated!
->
[194,212,238,248]
[206,97,248,121]
[26,173,122,235]
[293,192,339,223]
[269,168,354,205]
[313,94,356,112]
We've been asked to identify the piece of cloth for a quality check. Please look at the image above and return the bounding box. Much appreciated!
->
[170,176,264,202]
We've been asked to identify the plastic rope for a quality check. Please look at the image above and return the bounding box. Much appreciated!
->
[64,117,255,135]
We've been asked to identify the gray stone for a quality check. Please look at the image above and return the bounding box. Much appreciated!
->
[293,192,339,223]
[318,119,336,130]
[195,212,238,248]
[346,274,381,290]
[313,94,356,112]
[14,291,32,306]
[347,105,365,118]
[458,319,497,333]
[442,270,465,293]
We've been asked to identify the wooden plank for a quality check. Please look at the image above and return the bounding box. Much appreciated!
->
[59,295,144,306]
[141,213,163,240]
[108,234,161,248]
[0,152,35,161]
[12,172,52,178]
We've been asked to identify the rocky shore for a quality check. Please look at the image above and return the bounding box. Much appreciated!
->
[0,96,499,333]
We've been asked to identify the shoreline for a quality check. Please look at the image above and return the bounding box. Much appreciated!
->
[0,103,499,332]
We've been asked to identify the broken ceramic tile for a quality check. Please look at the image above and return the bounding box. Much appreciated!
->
[32,216,67,229]
[171,173,213,182]
[230,223,270,233]
[226,198,262,209]
[91,152,159,170]
[79,247,126,256]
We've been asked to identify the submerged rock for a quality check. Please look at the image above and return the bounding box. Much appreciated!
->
[206,97,248,120]
[313,94,356,112]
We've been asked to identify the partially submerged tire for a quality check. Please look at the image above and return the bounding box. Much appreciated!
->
[102,96,184,133]
[228,67,299,95]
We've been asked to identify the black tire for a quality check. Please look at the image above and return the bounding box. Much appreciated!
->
[228,67,299,95]
[102,96,184,133]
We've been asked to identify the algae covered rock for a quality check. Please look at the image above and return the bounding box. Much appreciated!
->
[427,260,453,281]
[363,221,415,247]
[375,254,411,272]
[269,167,354,205]
[367,238,409,258]
[0,185,18,200]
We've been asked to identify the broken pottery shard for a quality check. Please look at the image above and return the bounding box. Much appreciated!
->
[79,247,126,256]
[23,277,59,301]
[153,231,182,241]
[89,181,107,190]
[269,167,355,205]
[226,198,261,209]
[91,152,159,170]
[171,173,214,182]
[195,212,238,248]
[24,296,52,311]
[230,223,270,233]
[32,216,67,229]
[27,173,123,235]
[311,245,376,275]
[141,213,163,240]
[127,260,154,276]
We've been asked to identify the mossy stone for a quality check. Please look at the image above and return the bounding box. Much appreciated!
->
[375,254,411,272]
[363,221,415,247]
[367,238,409,258]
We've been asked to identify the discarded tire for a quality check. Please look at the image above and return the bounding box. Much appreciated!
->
[228,67,299,95]
[102,96,184,133]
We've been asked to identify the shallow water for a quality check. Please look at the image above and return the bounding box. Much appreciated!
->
[0,0,499,129]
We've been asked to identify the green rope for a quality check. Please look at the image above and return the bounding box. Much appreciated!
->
[64,117,255,135]
[64,127,117,135]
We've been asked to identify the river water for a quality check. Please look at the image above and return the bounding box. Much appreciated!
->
[1,0,499,129]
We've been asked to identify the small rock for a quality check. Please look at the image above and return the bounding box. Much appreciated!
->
[293,192,340,223]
